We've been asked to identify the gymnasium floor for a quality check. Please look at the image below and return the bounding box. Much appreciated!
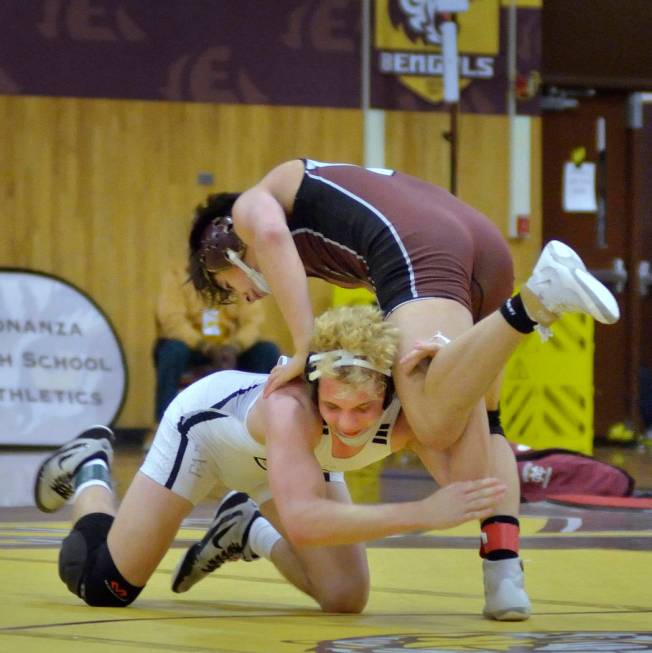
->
[1,444,651,653]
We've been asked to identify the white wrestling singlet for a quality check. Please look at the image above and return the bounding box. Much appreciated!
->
[140,370,401,505]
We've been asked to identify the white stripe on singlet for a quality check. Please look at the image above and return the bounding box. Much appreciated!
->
[304,169,418,300]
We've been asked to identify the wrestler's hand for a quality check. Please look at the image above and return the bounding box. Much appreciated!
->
[398,333,450,376]
[422,478,506,530]
[263,351,308,397]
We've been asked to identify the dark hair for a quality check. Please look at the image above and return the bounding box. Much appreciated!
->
[187,192,242,305]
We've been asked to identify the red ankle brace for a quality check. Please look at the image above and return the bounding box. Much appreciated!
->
[479,522,520,558]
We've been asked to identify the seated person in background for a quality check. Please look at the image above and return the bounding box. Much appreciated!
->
[153,264,280,424]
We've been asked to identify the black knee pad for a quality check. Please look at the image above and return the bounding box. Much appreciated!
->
[59,512,113,596]
[59,528,89,596]
[83,541,143,607]
[59,512,143,607]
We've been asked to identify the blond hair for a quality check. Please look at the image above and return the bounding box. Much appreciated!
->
[310,305,398,390]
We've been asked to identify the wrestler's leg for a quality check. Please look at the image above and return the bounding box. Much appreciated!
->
[485,371,503,413]
[389,238,620,449]
[387,300,522,449]
[387,294,530,619]
[171,483,369,613]
[414,399,519,520]
[391,301,530,617]
[259,482,369,613]
[412,405,529,620]
[450,422,530,620]
[35,427,193,606]
[107,473,194,586]
[418,395,521,563]
[479,371,521,518]
[390,239,620,622]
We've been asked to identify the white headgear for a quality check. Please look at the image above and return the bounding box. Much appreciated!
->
[307,350,391,381]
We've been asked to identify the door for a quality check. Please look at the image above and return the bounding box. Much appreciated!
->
[634,100,652,436]
[542,91,652,440]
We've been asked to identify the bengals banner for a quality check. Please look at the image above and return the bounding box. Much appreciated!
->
[0,0,539,114]
[373,0,539,114]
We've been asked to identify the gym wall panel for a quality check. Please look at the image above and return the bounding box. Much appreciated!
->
[0,95,540,428]
[459,112,542,284]
[385,111,451,187]
[0,95,360,427]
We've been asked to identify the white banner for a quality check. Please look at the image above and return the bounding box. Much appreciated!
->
[0,270,126,445]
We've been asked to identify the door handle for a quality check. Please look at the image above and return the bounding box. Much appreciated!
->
[639,260,652,297]
[589,258,627,294]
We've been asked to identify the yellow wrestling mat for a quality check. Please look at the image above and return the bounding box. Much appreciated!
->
[1,515,651,652]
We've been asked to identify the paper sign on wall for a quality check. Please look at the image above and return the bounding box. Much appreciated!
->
[563,161,597,213]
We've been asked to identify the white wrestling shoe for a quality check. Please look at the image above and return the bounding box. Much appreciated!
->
[172,491,260,593]
[33,425,114,513]
[483,558,532,621]
[526,240,620,325]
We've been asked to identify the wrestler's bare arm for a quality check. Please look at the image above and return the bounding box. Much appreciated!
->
[233,169,314,393]
[257,392,506,548]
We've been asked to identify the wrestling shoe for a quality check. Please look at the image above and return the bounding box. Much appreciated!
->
[172,491,260,593]
[525,240,620,325]
[483,558,532,621]
[34,425,114,513]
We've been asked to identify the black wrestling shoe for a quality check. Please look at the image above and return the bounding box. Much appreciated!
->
[172,491,260,593]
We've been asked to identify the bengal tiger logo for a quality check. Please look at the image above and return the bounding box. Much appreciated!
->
[388,0,467,46]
